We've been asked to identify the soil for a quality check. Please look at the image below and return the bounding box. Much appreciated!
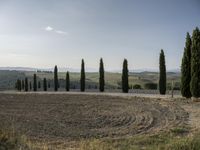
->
[0,92,192,143]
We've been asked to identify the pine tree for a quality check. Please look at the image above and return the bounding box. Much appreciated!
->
[99,58,105,92]
[66,71,70,91]
[80,59,85,92]
[159,49,166,95]
[190,27,200,98]
[54,65,58,91]
[122,59,129,93]
[181,33,192,98]
[25,77,28,92]
[22,80,25,90]
[29,82,32,90]
[33,74,37,91]
[43,78,47,91]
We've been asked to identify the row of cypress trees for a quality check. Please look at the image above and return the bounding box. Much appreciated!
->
[16,54,167,94]
[53,58,129,93]
[181,27,200,98]
[16,76,48,91]
[16,58,130,93]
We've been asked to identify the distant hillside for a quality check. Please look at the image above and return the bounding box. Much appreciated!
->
[0,67,181,73]
[0,70,181,91]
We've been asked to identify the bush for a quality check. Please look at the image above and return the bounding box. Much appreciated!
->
[144,83,157,89]
[132,84,142,89]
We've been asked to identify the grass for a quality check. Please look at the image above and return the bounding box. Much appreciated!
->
[0,128,30,150]
[79,132,200,150]
[0,126,200,150]
[170,127,189,135]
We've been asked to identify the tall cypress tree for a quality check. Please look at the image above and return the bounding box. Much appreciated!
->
[99,58,105,92]
[66,71,70,91]
[22,80,25,90]
[15,81,18,90]
[29,82,32,91]
[80,59,85,92]
[33,74,37,91]
[159,49,166,95]
[190,27,200,98]
[122,59,129,93]
[181,33,192,98]
[17,79,21,91]
[43,78,47,91]
[54,65,58,91]
[25,77,28,92]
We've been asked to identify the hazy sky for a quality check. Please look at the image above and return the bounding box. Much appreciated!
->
[0,0,199,71]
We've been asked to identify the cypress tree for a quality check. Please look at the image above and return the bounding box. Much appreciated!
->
[54,65,58,91]
[29,82,32,90]
[181,33,192,98]
[38,81,41,89]
[33,74,37,91]
[159,49,166,95]
[66,71,70,91]
[99,58,105,92]
[22,80,25,90]
[122,59,129,93]
[15,80,18,90]
[80,59,85,92]
[19,80,22,91]
[190,27,200,98]
[16,79,21,91]
[43,78,47,91]
[25,77,28,92]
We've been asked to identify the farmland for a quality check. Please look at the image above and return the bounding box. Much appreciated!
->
[0,92,199,149]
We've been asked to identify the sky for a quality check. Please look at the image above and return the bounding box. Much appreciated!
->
[0,0,199,71]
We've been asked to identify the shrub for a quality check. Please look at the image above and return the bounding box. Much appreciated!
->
[132,84,142,89]
[144,83,157,89]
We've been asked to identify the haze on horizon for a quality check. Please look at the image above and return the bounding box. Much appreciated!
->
[0,0,199,71]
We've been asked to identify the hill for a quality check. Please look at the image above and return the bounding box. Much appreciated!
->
[0,70,181,91]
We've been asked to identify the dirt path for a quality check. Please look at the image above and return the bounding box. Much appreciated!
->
[0,92,188,142]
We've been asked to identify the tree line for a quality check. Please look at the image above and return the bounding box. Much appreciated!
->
[16,52,167,94]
